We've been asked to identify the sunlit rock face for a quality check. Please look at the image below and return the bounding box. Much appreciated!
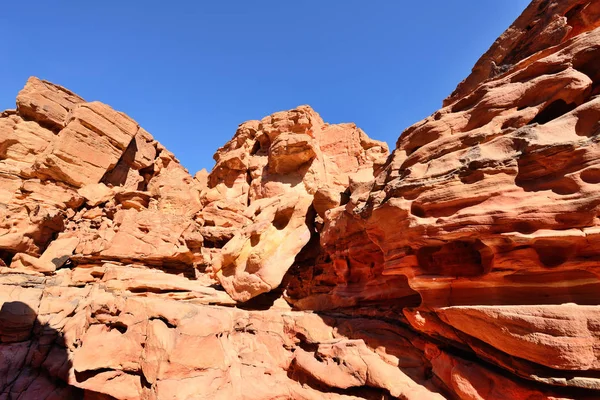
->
[286,0,600,396]
[205,105,388,302]
[287,0,600,312]
[2,1,600,399]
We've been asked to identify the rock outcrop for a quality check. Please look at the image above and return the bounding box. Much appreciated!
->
[205,106,388,302]
[2,1,600,399]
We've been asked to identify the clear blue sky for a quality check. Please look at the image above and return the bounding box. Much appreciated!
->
[0,1,530,174]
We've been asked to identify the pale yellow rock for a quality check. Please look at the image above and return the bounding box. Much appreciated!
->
[78,182,115,206]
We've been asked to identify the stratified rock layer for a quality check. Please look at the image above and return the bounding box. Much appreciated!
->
[2,1,600,399]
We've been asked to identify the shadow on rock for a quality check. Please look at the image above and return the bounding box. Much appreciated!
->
[0,301,83,400]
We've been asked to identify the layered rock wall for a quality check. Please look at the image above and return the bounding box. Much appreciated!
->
[2,1,600,399]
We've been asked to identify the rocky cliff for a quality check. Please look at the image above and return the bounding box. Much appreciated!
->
[2,1,600,399]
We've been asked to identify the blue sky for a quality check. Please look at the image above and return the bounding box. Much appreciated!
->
[0,1,530,174]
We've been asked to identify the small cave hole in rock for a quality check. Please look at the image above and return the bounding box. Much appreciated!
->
[0,250,15,267]
[580,168,600,184]
[416,240,492,277]
[150,316,177,329]
[513,221,538,234]
[574,107,600,137]
[410,203,427,218]
[250,140,261,155]
[75,369,114,383]
[530,99,577,125]
[460,169,485,185]
[550,178,581,195]
[405,145,422,157]
[108,322,128,334]
[203,236,231,249]
[340,188,351,206]
[501,118,519,130]
[532,240,577,268]
[573,47,600,96]
[137,165,155,191]
[273,207,294,230]
[237,289,285,311]
[250,233,261,247]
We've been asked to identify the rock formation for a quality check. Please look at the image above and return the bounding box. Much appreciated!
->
[2,0,600,399]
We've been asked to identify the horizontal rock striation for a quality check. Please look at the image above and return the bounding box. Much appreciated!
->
[2,1,600,399]
[286,0,600,396]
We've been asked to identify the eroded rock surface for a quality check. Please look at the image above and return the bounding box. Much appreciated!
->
[206,106,387,301]
[2,1,600,399]
[285,0,600,313]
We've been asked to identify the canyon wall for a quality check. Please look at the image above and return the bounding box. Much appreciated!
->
[2,1,600,399]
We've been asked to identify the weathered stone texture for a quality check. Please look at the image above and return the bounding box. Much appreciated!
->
[3,1,600,399]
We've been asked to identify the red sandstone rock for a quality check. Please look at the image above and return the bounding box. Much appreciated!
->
[16,76,84,131]
[437,305,600,371]
[2,1,600,399]
[287,0,600,311]
[207,105,387,301]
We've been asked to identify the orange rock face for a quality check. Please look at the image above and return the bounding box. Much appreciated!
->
[206,106,388,302]
[2,1,600,399]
